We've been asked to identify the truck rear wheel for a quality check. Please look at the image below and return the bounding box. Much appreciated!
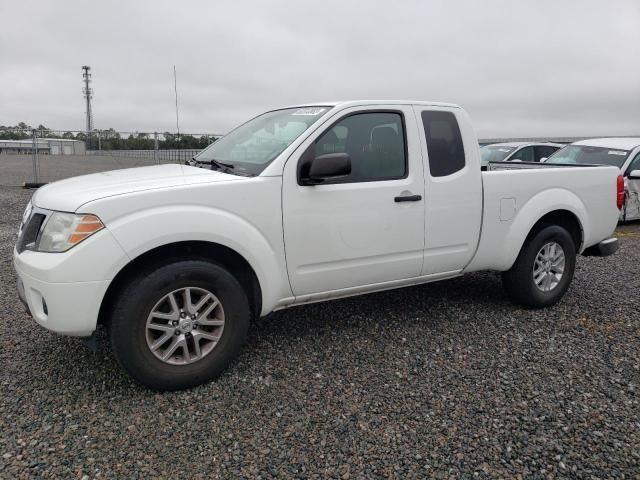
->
[109,259,250,391]
[502,224,576,308]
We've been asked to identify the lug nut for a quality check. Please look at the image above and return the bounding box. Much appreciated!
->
[174,331,180,336]
[180,312,186,318]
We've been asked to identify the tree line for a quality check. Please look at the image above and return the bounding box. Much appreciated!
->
[0,123,218,150]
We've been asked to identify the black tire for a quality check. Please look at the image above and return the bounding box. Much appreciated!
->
[109,259,250,391]
[501,224,576,308]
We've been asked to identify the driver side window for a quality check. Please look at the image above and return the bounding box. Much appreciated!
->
[300,111,407,184]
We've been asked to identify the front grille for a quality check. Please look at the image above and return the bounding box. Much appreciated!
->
[17,213,46,253]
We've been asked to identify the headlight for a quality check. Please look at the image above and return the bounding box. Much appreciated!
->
[22,201,33,224]
[37,212,105,252]
[18,201,33,237]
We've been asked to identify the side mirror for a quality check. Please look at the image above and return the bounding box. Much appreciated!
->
[539,157,548,162]
[511,159,522,162]
[302,153,351,185]
[628,169,640,179]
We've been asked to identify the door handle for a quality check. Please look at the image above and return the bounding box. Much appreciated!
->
[394,194,422,202]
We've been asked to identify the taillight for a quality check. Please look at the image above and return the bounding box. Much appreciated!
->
[616,174,624,210]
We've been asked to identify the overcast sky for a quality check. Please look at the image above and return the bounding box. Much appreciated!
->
[1,0,639,138]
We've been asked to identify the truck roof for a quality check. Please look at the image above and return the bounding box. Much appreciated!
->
[572,138,640,150]
[283,100,462,110]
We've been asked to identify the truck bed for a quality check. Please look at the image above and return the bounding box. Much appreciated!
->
[465,163,621,272]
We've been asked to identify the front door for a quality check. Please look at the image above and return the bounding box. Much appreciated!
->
[282,106,425,296]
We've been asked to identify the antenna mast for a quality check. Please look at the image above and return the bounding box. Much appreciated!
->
[173,65,180,142]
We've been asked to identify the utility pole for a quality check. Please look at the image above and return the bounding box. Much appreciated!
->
[82,65,93,148]
[31,129,39,184]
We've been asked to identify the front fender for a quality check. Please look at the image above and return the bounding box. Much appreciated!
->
[105,205,291,315]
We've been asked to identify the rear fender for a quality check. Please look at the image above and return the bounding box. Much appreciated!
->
[467,188,587,272]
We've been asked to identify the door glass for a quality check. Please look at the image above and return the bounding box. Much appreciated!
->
[420,111,465,176]
[512,146,534,162]
[309,112,407,183]
[535,145,559,161]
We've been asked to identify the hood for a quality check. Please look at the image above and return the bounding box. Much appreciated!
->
[32,164,241,212]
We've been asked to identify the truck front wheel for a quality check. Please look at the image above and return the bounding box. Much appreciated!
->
[109,259,250,390]
[502,225,576,308]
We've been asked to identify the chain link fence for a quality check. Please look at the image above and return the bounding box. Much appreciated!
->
[0,128,222,186]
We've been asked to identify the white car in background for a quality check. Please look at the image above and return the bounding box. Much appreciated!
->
[480,142,563,165]
[545,138,640,221]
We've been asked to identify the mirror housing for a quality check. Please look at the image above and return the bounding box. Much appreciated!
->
[302,153,351,185]
[628,169,640,179]
[539,157,548,162]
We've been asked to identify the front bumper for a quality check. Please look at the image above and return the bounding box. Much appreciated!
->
[16,275,29,311]
[13,227,126,337]
[15,260,110,337]
[582,237,619,257]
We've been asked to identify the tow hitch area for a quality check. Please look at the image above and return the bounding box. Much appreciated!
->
[582,237,619,257]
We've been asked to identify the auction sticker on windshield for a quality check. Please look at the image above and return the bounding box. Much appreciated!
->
[293,107,327,116]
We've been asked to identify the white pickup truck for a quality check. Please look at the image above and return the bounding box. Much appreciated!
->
[14,101,623,390]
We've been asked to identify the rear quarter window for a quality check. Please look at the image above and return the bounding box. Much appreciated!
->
[420,110,465,177]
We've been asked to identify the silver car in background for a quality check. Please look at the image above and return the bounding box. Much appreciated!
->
[481,142,563,166]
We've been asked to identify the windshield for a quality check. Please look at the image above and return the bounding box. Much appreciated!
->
[195,106,331,175]
[546,145,630,168]
[481,145,516,163]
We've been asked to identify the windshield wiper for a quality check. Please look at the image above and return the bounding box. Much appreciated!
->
[210,158,235,170]
[190,156,235,172]
[189,156,257,177]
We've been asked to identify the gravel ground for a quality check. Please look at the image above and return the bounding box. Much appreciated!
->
[1,185,639,479]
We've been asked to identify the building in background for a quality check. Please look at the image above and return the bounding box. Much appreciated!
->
[0,138,86,155]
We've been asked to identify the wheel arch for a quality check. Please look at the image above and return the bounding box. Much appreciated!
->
[496,186,589,271]
[98,241,262,327]
[526,209,583,252]
[502,208,584,272]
